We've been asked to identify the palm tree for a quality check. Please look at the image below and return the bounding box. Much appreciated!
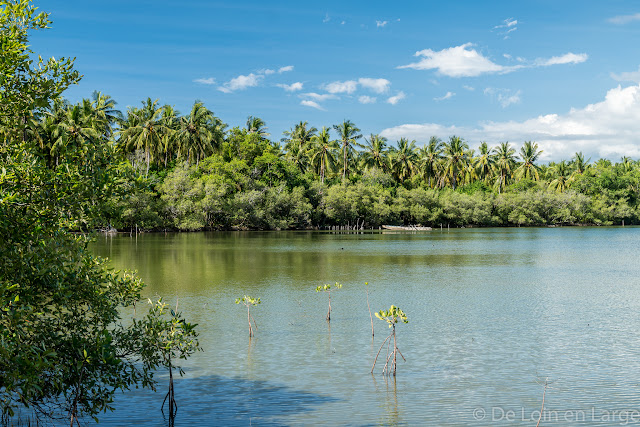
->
[333,119,363,179]
[474,142,495,184]
[176,101,219,166]
[391,138,418,182]
[515,140,543,181]
[548,160,574,193]
[282,121,317,173]
[361,133,389,172]
[308,127,338,183]
[571,152,590,174]
[493,142,517,193]
[418,136,443,188]
[51,104,99,165]
[159,104,180,166]
[246,115,269,137]
[89,91,123,138]
[117,98,168,175]
[442,136,469,189]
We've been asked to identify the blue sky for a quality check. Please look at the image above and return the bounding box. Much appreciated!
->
[30,0,640,161]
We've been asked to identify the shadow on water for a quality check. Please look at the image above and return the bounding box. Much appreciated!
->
[98,374,337,426]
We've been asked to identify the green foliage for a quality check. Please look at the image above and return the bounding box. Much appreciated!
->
[0,2,200,423]
[235,295,261,307]
[375,305,409,328]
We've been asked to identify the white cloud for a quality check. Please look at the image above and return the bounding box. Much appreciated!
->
[484,87,521,107]
[218,73,263,93]
[398,43,519,77]
[493,18,518,39]
[612,66,640,82]
[380,83,640,161]
[358,77,391,93]
[434,91,455,101]
[194,77,216,85]
[399,43,588,77]
[386,91,406,105]
[278,65,294,73]
[503,53,512,60]
[324,80,358,94]
[376,20,388,28]
[262,69,275,75]
[494,17,518,29]
[463,85,475,91]
[300,100,324,110]
[323,13,330,23]
[608,13,640,25]
[276,82,303,92]
[341,20,346,25]
[359,95,377,104]
[300,92,337,101]
[538,53,588,66]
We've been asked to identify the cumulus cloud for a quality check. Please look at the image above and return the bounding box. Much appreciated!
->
[194,77,216,85]
[276,82,303,92]
[262,69,276,75]
[380,83,640,161]
[434,91,455,101]
[376,20,388,28]
[386,91,406,105]
[323,80,358,94]
[612,66,640,82]
[398,43,588,78]
[398,43,518,77]
[278,65,294,73]
[463,85,475,91]
[484,87,522,107]
[218,73,263,93]
[538,53,588,66]
[608,13,640,25]
[359,95,377,104]
[300,100,324,110]
[358,77,391,93]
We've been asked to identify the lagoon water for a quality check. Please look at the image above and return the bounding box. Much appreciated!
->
[91,228,640,426]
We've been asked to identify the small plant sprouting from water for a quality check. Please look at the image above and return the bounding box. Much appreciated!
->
[371,305,408,376]
[365,282,374,337]
[315,282,342,321]
[236,295,260,337]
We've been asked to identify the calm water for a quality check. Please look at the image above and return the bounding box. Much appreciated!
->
[89,228,640,426]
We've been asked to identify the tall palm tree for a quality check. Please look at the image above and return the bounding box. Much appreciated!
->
[51,104,99,165]
[282,121,317,172]
[515,140,543,181]
[117,98,168,175]
[418,136,443,188]
[391,137,418,182]
[548,160,574,192]
[474,142,495,184]
[571,152,590,174]
[89,91,123,138]
[493,142,517,193]
[442,135,469,189]
[333,119,363,179]
[246,115,269,137]
[308,127,338,183]
[176,101,219,166]
[361,133,389,172]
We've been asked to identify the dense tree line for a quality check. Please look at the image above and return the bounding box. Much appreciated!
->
[14,91,639,231]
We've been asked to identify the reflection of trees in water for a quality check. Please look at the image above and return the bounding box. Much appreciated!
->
[372,374,402,426]
[100,374,336,426]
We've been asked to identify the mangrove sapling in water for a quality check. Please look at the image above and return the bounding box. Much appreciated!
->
[365,282,374,337]
[236,296,260,337]
[371,305,408,376]
[315,282,342,321]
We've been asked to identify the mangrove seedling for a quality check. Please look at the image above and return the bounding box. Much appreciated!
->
[236,295,261,337]
[315,282,342,321]
[371,305,408,376]
[365,282,374,337]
